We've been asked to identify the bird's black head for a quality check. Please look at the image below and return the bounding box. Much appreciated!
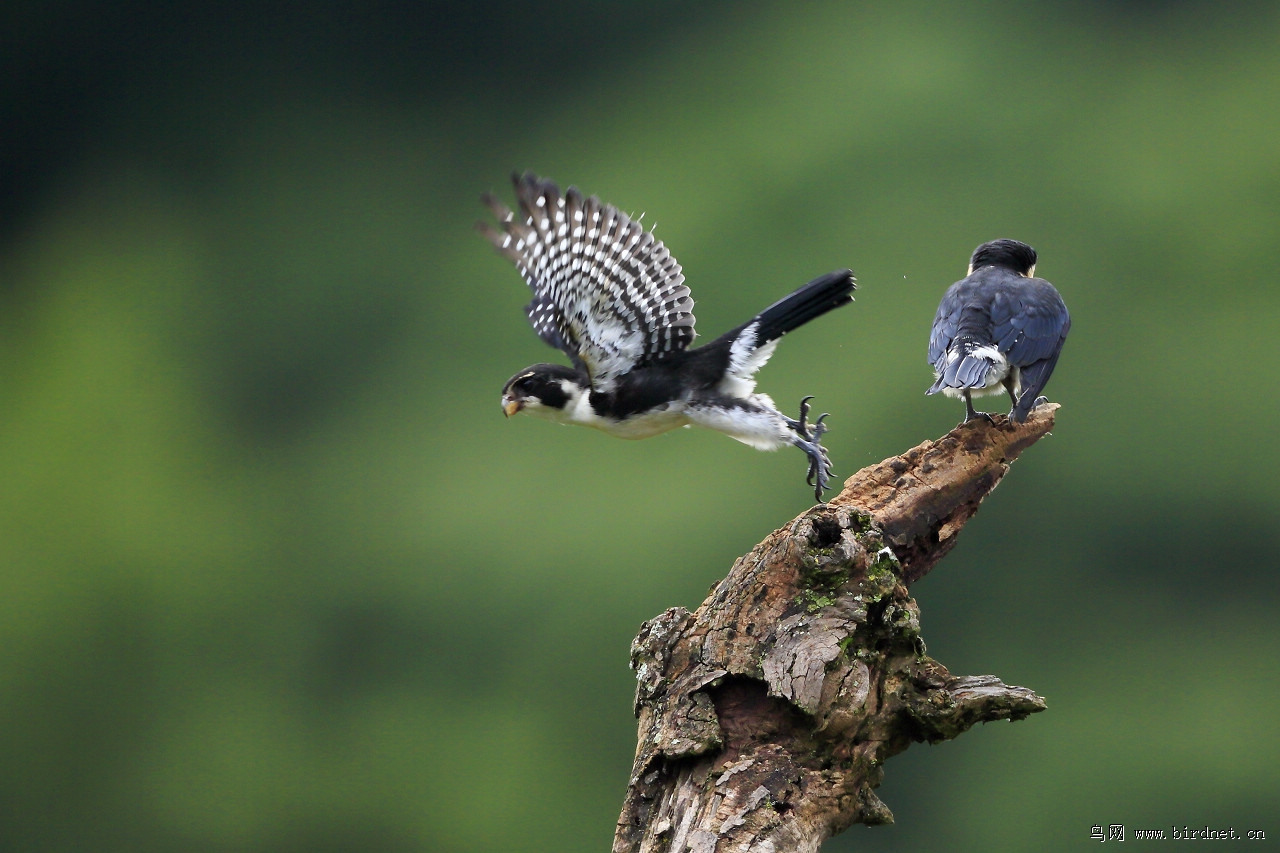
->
[501,363,583,417]
[969,239,1038,276]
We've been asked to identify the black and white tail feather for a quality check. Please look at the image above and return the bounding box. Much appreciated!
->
[927,239,1070,424]
[480,172,855,501]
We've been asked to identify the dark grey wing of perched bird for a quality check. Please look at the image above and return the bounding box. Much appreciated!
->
[927,239,1069,423]
[990,279,1071,420]
[928,287,987,388]
[477,172,696,391]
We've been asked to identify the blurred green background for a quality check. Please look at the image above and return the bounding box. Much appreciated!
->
[3,1,1278,850]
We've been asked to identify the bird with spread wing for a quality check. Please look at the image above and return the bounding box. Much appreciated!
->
[478,173,855,501]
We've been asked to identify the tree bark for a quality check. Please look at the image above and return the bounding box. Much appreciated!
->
[614,406,1058,852]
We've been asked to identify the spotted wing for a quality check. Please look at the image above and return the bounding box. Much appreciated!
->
[478,172,696,391]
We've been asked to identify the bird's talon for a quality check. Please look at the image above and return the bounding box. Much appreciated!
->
[794,432,833,499]
[812,413,830,442]
[795,396,815,435]
[788,395,831,442]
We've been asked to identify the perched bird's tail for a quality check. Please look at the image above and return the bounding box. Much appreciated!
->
[751,269,856,344]
[927,338,1003,394]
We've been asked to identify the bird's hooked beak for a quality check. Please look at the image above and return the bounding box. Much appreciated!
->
[502,394,523,418]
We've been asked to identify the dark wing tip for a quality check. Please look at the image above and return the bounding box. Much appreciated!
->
[479,190,511,222]
[475,220,509,255]
[514,170,562,198]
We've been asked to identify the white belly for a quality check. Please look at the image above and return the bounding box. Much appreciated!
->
[686,396,790,451]
[556,393,691,439]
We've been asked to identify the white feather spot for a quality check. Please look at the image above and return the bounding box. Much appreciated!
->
[967,344,1005,365]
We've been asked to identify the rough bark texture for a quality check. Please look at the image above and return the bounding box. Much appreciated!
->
[614,406,1058,853]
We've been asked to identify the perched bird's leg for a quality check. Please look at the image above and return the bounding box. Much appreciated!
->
[1008,395,1050,423]
[1003,377,1019,408]
[784,396,833,501]
[1003,377,1052,422]
[963,391,995,425]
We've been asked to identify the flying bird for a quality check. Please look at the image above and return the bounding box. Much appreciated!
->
[479,172,855,500]
[927,239,1070,423]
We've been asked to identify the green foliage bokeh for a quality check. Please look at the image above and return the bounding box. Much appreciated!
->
[2,2,1278,850]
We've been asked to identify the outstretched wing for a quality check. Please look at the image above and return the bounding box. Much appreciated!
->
[478,173,696,391]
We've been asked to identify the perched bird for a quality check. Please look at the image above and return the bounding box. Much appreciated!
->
[927,239,1070,423]
[479,172,855,500]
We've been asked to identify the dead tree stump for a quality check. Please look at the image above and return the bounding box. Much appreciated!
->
[614,406,1059,852]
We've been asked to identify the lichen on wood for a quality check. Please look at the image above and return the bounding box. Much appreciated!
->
[614,406,1059,852]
